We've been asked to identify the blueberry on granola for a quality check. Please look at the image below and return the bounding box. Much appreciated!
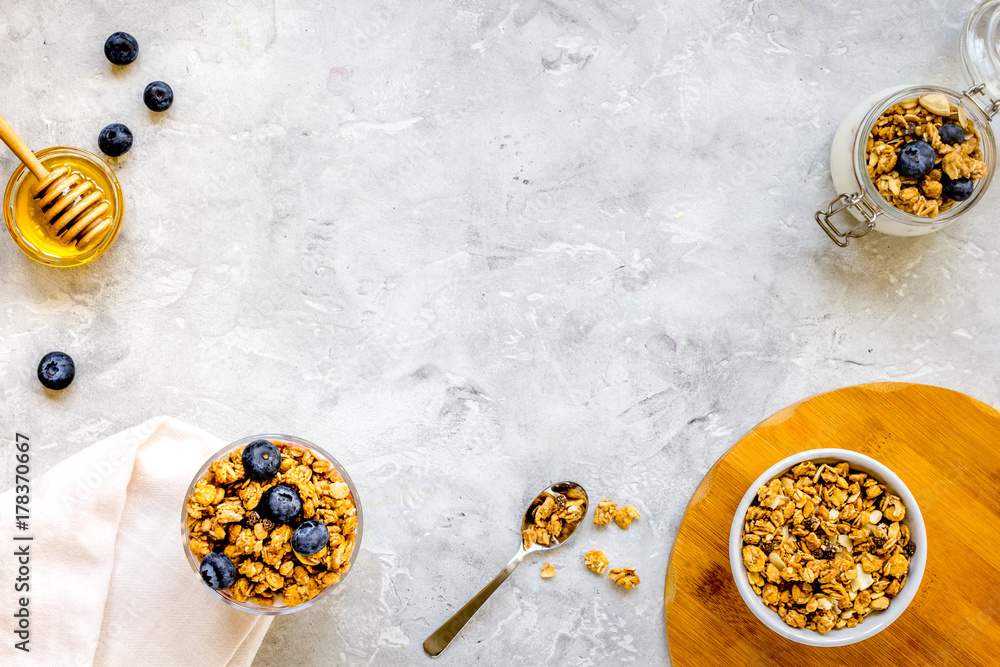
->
[259,484,302,523]
[200,552,237,590]
[896,140,936,177]
[291,520,330,556]
[242,439,281,480]
[938,123,965,146]
[942,175,974,201]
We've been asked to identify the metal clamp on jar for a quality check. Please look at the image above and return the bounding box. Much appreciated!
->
[816,1,1000,247]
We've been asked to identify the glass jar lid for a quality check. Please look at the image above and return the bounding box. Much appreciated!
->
[962,0,1000,103]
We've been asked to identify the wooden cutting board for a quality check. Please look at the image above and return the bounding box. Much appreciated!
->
[664,382,1000,666]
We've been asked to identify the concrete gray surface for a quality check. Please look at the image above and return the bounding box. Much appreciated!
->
[2,0,999,664]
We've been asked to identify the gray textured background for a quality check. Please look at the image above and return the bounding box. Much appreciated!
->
[1,0,998,664]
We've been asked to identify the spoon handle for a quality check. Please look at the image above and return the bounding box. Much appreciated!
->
[423,550,525,657]
[0,112,48,180]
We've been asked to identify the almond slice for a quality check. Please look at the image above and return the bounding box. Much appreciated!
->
[957,105,971,132]
[919,93,951,117]
[851,564,874,592]
[813,464,826,484]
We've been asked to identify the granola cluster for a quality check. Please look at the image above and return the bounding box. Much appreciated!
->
[608,567,640,590]
[741,460,914,634]
[593,499,641,530]
[584,549,609,575]
[185,440,358,607]
[521,488,586,550]
[866,93,987,217]
[523,490,642,590]
[587,497,643,589]
[585,549,640,589]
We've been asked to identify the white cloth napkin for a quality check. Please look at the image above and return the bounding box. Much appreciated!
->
[0,417,272,666]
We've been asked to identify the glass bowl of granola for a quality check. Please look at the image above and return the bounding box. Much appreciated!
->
[181,434,363,615]
[815,2,1000,246]
[728,449,926,647]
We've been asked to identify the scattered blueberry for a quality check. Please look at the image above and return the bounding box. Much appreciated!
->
[942,175,974,201]
[143,81,174,112]
[242,440,281,481]
[98,123,133,157]
[291,520,330,556]
[104,32,138,66]
[938,123,965,146]
[259,484,302,524]
[896,140,936,177]
[37,352,75,390]
[200,552,237,590]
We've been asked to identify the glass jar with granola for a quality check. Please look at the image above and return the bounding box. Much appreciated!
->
[815,1,1000,246]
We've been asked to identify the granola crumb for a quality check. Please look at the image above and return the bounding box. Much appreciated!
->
[613,505,641,530]
[608,567,640,590]
[540,563,556,579]
[584,549,609,575]
[593,499,617,525]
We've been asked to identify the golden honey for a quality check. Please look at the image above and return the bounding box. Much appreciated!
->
[4,146,124,267]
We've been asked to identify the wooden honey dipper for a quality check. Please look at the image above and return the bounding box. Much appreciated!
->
[0,112,114,249]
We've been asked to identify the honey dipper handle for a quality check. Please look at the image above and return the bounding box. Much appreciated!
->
[0,112,49,180]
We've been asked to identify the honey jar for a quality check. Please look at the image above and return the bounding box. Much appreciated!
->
[4,146,124,267]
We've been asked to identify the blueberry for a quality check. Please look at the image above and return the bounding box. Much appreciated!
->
[37,351,75,390]
[98,123,133,157]
[291,520,330,556]
[259,484,302,524]
[199,552,237,590]
[143,81,174,112]
[942,175,974,201]
[938,123,965,146]
[104,32,138,66]
[241,439,281,481]
[896,140,936,177]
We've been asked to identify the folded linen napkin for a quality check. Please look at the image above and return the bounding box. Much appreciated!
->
[0,417,272,666]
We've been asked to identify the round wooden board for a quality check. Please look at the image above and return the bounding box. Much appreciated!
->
[664,382,1000,666]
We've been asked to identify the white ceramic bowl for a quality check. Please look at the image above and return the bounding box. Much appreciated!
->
[729,448,926,646]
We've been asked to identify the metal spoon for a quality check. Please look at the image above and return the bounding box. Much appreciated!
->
[423,481,588,657]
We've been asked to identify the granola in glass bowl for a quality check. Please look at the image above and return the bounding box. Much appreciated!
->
[181,434,362,614]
